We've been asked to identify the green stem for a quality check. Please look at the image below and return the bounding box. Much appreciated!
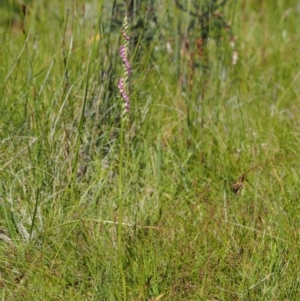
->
[118,118,127,300]
[72,58,90,179]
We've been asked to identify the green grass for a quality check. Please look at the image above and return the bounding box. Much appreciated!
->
[1,0,300,300]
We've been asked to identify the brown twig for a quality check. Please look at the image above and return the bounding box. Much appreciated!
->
[232,155,300,195]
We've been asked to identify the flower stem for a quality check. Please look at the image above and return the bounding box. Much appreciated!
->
[118,118,127,300]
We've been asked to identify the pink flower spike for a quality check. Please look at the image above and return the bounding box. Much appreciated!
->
[117,78,124,93]
[119,45,131,77]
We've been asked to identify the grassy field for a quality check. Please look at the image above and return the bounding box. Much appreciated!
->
[1,0,300,300]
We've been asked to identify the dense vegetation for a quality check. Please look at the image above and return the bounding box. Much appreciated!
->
[1,0,300,300]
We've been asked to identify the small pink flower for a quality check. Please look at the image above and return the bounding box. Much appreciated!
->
[118,78,130,112]
[122,30,130,42]
[119,45,131,76]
